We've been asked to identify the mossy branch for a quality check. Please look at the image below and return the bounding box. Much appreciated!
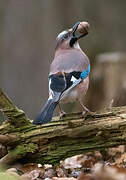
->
[0,88,126,166]
[0,88,30,127]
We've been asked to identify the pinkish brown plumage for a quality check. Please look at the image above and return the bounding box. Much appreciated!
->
[34,21,90,125]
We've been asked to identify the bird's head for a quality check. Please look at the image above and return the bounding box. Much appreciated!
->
[55,22,89,50]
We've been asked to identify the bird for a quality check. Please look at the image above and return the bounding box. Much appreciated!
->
[33,21,90,125]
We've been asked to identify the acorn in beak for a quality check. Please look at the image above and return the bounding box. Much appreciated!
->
[69,21,90,39]
[69,21,90,47]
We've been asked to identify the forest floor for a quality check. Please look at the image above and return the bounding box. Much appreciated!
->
[1,145,126,180]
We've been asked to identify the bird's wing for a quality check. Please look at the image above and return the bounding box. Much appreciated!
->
[48,73,66,102]
[49,64,90,102]
[49,49,90,102]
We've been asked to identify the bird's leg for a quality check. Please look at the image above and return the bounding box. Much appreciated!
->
[58,103,66,118]
[78,99,90,116]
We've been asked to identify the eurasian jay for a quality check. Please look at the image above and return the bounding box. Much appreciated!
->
[33,21,90,125]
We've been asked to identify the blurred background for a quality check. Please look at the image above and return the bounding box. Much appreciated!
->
[0,0,126,120]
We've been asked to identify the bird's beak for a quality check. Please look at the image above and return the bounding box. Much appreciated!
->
[68,22,80,37]
[72,22,80,37]
[69,21,88,40]
[69,21,89,47]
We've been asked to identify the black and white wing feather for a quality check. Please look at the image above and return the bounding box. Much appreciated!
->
[49,71,82,101]
[34,67,89,125]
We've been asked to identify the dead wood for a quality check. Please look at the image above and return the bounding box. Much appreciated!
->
[0,88,126,166]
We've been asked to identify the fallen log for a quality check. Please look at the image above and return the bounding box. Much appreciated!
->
[0,88,126,166]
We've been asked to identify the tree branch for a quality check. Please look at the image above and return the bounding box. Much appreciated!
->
[0,88,126,166]
[0,88,30,126]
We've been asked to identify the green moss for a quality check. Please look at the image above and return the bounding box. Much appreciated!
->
[10,143,38,159]
[0,172,18,180]
[25,143,38,153]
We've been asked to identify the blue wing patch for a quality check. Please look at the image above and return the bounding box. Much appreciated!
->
[49,65,90,101]
[81,64,90,79]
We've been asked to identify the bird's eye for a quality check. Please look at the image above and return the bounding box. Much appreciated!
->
[63,33,68,39]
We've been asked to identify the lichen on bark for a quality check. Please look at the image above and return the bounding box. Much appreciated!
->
[0,88,126,166]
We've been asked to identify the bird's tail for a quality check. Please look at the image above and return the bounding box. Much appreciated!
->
[33,99,57,125]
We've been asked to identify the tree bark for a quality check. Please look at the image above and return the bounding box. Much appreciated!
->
[0,88,126,166]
